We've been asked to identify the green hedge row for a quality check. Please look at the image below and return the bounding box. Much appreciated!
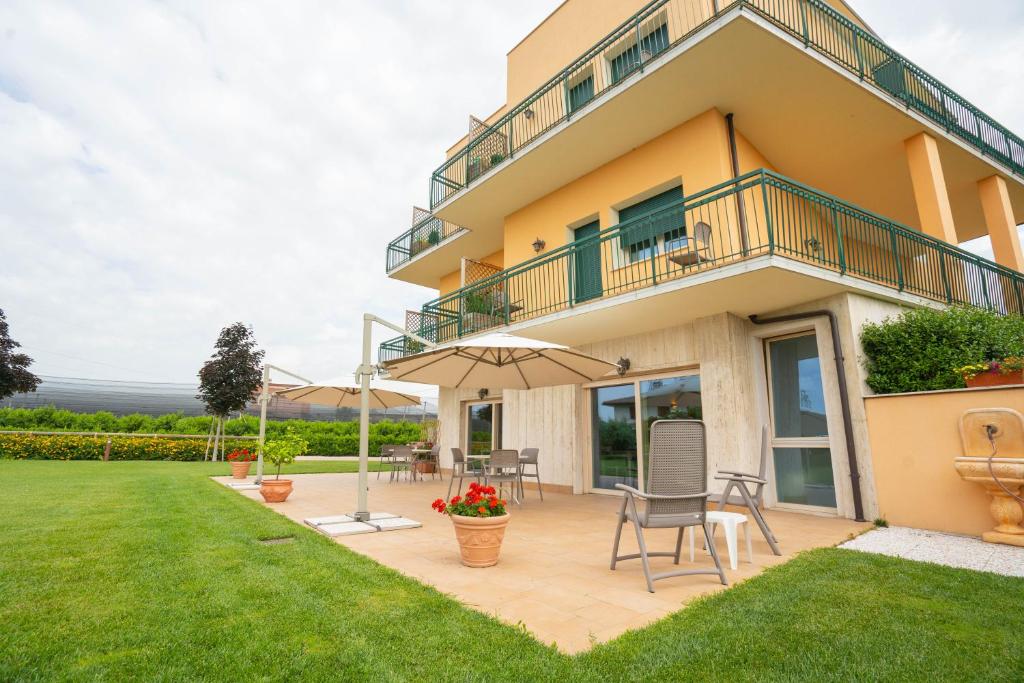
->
[0,433,253,461]
[0,408,426,456]
[861,306,1024,394]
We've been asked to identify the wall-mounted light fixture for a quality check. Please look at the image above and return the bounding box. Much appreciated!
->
[478,388,489,400]
[524,108,534,120]
[532,237,546,253]
[616,357,631,376]
[804,237,823,256]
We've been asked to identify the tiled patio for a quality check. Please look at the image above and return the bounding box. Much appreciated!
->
[218,472,869,653]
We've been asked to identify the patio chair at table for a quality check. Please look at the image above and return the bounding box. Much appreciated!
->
[430,444,443,481]
[447,447,480,499]
[711,424,781,556]
[377,444,399,480]
[611,420,727,593]
[517,447,543,501]
[389,445,414,484]
[484,449,521,505]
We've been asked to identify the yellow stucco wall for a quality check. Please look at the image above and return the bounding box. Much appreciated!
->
[864,387,1024,537]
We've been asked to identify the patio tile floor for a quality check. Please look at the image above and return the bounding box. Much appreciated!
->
[218,472,869,653]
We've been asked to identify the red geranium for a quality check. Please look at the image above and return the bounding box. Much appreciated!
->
[431,481,508,518]
[227,448,256,463]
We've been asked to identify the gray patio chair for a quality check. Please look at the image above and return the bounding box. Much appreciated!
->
[430,444,443,481]
[485,449,521,505]
[447,447,479,499]
[711,424,781,556]
[377,444,399,480]
[518,447,543,501]
[611,420,727,593]
[389,445,413,484]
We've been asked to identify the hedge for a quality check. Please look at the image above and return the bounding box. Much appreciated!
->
[860,306,1024,394]
[0,408,426,456]
[0,434,253,462]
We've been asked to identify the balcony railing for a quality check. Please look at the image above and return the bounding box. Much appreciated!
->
[429,0,1024,208]
[381,169,1024,361]
[386,213,466,272]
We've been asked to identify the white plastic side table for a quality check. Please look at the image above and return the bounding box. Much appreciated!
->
[689,510,753,571]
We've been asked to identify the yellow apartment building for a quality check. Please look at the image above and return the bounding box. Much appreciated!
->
[381,0,1024,522]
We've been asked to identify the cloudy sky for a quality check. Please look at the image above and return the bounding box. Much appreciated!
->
[2,0,1022,385]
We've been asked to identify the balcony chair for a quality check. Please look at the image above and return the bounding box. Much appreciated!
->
[667,221,714,269]
[447,447,480,499]
[611,420,727,593]
[517,447,543,501]
[711,424,781,556]
[484,449,521,505]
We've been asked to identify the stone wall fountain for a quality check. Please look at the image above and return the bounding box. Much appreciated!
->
[955,408,1024,547]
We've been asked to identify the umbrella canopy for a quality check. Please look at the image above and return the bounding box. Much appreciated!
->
[380,333,619,389]
[276,377,421,409]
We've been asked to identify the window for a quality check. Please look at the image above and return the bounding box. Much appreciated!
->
[567,74,595,113]
[617,185,685,263]
[609,22,670,84]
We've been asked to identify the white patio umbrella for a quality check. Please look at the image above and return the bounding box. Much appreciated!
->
[380,332,620,389]
[275,378,422,410]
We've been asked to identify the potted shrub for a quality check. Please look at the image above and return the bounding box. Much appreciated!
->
[462,292,496,332]
[958,358,1024,388]
[427,228,441,246]
[227,448,256,479]
[432,482,509,567]
[260,430,309,503]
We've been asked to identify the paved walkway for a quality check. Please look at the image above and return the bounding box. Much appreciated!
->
[218,472,868,653]
[840,526,1024,577]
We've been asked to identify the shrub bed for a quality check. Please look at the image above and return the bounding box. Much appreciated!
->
[0,408,426,456]
[861,306,1024,394]
[0,434,252,461]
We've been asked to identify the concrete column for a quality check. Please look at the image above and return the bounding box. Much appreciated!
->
[978,175,1024,272]
[904,132,958,244]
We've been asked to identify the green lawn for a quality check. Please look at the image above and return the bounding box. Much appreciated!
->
[2,461,1022,681]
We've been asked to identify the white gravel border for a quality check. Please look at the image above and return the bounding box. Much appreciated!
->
[840,526,1024,577]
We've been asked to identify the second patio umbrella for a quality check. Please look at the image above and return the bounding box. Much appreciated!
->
[275,378,422,409]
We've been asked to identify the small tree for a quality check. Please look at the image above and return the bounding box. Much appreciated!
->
[263,430,309,479]
[0,308,41,401]
[197,323,264,460]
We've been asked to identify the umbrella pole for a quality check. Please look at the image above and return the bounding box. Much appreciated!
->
[255,364,270,485]
[354,314,373,521]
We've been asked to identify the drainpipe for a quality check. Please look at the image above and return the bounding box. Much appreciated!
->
[725,113,750,254]
[749,311,866,522]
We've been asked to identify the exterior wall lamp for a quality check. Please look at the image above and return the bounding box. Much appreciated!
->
[532,237,546,253]
[616,357,631,376]
[478,388,490,400]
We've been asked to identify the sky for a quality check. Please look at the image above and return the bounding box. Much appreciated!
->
[1,0,1022,385]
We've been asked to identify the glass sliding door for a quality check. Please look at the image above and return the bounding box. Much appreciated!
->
[767,334,836,508]
[592,383,638,490]
[467,402,501,455]
[591,372,702,492]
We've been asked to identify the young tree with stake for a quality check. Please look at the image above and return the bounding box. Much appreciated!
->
[197,322,264,460]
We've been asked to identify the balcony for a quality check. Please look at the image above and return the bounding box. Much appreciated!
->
[424,0,1024,248]
[380,169,1024,362]
[385,209,467,279]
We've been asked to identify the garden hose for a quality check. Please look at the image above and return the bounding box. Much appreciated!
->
[985,424,1024,506]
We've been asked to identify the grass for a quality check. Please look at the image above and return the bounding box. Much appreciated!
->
[1,460,1022,681]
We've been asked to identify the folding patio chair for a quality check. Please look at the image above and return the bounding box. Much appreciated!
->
[611,420,727,593]
[712,424,781,556]
[484,450,521,505]
[517,447,543,501]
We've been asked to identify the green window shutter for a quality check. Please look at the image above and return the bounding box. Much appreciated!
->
[610,23,669,85]
[568,76,595,113]
[618,185,684,248]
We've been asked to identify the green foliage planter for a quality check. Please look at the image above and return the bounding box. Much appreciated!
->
[861,306,1024,394]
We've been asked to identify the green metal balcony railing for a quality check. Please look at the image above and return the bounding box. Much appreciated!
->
[386,213,466,272]
[381,169,1024,361]
[429,0,1024,208]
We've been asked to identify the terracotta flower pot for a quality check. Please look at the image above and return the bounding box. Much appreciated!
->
[966,371,1024,389]
[450,513,510,568]
[230,461,252,479]
[260,479,293,503]
[414,460,436,474]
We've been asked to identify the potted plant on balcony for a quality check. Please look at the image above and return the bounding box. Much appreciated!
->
[227,448,256,479]
[427,228,441,246]
[410,237,430,256]
[462,292,497,332]
[259,430,309,503]
[432,482,509,567]
[958,357,1024,388]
